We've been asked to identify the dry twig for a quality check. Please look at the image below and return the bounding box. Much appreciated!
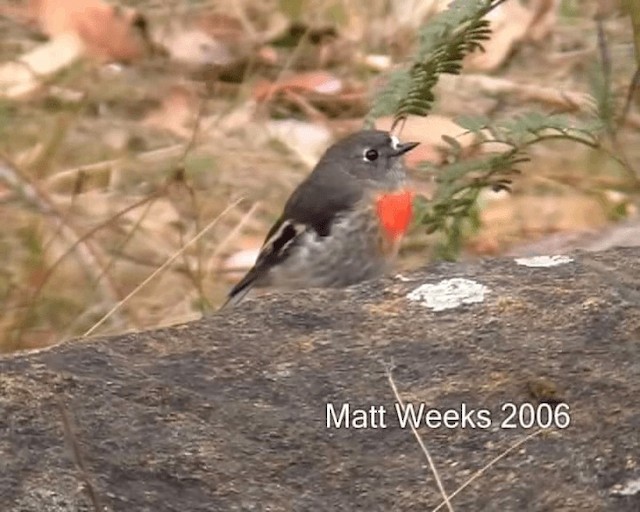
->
[57,397,105,512]
[385,367,454,512]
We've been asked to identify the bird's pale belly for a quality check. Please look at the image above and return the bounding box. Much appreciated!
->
[267,207,396,289]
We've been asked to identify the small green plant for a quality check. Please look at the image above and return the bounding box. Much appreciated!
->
[419,112,606,259]
[367,0,639,260]
[367,0,498,122]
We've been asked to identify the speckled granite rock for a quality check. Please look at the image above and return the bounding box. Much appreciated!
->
[1,248,639,511]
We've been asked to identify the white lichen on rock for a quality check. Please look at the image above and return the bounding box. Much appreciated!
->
[407,278,489,311]
[610,477,640,497]
[514,255,574,268]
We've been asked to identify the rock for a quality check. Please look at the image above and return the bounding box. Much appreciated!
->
[1,247,639,511]
[508,217,640,256]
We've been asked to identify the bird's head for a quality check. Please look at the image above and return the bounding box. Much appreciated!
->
[321,129,419,190]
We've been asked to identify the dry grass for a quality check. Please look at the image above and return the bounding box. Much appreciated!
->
[385,366,546,512]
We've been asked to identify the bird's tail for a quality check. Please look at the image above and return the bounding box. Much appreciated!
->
[218,269,260,311]
[218,286,251,311]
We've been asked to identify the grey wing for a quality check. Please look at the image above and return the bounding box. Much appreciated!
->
[221,163,362,309]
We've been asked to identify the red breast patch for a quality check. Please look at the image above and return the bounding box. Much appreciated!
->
[375,189,414,241]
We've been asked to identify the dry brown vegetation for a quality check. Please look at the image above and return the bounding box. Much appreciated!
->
[0,0,638,352]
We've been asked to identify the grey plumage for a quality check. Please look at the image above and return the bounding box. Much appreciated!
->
[221,130,418,309]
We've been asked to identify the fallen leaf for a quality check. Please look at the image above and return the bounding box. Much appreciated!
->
[466,0,560,71]
[362,54,392,71]
[163,29,235,67]
[526,0,561,43]
[255,71,367,119]
[266,119,333,167]
[195,12,245,44]
[28,0,149,62]
[253,71,343,102]
[142,85,199,139]
[0,32,85,99]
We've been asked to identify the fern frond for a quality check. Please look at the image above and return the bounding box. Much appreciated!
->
[367,0,504,122]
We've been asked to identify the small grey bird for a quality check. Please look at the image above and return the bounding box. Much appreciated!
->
[222,129,419,308]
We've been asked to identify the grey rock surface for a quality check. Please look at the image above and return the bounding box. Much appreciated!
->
[1,248,639,511]
[507,216,640,256]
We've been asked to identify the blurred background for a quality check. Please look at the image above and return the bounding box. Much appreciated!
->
[0,0,638,351]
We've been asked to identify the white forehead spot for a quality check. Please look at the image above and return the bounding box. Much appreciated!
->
[407,278,489,311]
[514,255,574,268]
[390,135,400,149]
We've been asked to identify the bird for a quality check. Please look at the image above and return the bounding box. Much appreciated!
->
[221,129,419,309]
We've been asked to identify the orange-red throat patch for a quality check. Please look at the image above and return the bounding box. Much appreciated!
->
[375,189,414,241]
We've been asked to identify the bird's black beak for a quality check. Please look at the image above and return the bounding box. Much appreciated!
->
[392,141,420,156]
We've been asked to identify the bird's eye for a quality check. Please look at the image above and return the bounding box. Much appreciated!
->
[364,149,379,162]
